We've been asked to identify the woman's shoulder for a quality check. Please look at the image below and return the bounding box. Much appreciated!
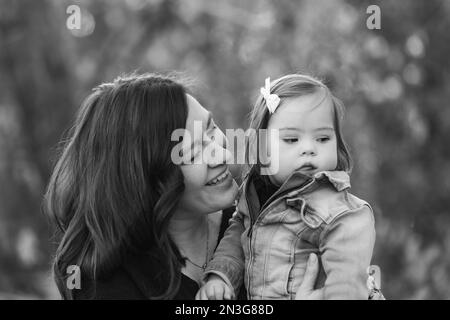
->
[72,251,167,300]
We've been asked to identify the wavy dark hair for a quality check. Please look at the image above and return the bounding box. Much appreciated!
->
[45,73,189,299]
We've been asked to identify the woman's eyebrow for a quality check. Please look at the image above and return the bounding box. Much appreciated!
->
[206,112,213,128]
[184,113,214,154]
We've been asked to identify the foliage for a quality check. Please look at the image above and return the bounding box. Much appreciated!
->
[0,0,449,299]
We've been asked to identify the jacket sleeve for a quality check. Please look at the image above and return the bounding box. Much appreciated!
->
[319,204,376,300]
[204,208,246,296]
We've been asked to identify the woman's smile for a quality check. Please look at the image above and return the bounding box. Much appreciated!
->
[206,170,232,188]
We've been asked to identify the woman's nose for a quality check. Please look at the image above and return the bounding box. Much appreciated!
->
[205,135,232,167]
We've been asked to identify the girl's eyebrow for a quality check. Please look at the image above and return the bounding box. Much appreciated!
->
[314,127,334,132]
[279,126,334,132]
[279,127,301,131]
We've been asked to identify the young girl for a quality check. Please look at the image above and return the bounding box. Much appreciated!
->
[198,74,377,300]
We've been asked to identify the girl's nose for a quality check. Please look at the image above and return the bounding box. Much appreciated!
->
[300,140,316,156]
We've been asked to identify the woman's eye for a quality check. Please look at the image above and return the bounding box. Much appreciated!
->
[282,138,298,144]
[317,137,330,143]
[205,124,218,139]
[180,153,195,165]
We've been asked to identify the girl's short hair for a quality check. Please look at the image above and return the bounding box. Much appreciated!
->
[245,74,352,178]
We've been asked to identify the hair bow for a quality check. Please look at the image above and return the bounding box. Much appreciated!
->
[260,77,280,114]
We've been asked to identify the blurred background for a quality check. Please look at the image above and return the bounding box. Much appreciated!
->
[0,0,449,299]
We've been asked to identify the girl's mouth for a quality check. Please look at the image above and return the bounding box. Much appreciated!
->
[298,163,317,171]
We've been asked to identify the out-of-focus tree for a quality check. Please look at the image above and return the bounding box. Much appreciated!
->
[0,0,449,299]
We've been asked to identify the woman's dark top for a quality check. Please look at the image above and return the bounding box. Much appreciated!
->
[73,207,246,300]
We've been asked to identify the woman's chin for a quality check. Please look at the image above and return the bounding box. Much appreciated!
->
[208,177,239,210]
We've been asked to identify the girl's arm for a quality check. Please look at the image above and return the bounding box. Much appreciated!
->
[204,208,246,296]
[319,204,376,299]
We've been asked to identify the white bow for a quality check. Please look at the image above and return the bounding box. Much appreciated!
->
[260,77,280,114]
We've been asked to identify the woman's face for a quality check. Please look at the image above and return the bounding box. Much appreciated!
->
[177,94,238,216]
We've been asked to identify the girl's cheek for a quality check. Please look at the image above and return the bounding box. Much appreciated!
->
[325,147,338,170]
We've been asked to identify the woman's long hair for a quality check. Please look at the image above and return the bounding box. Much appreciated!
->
[45,73,189,299]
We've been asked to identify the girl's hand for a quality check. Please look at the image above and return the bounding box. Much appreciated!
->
[195,275,235,300]
[295,253,325,300]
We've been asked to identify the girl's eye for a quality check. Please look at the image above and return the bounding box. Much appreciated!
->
[282,138,298,144]
[317,137,330,143]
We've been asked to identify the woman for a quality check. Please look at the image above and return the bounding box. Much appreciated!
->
[45,73,323,299]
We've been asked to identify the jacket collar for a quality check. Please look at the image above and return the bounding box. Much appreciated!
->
[244,169,350,194]
[242,170,351,215]
[273,169,350,194]
[312,170,351,191]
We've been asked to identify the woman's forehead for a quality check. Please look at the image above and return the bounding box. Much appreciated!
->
[185,94,210,129]
[187,94,210,122]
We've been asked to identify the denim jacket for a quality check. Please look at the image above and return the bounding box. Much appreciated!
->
[205,170,376,300]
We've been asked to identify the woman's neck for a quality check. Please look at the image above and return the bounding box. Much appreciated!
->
[168,211,208,249]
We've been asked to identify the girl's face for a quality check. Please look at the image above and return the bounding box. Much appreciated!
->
[264,89,338,186]
[177,94,238,217]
